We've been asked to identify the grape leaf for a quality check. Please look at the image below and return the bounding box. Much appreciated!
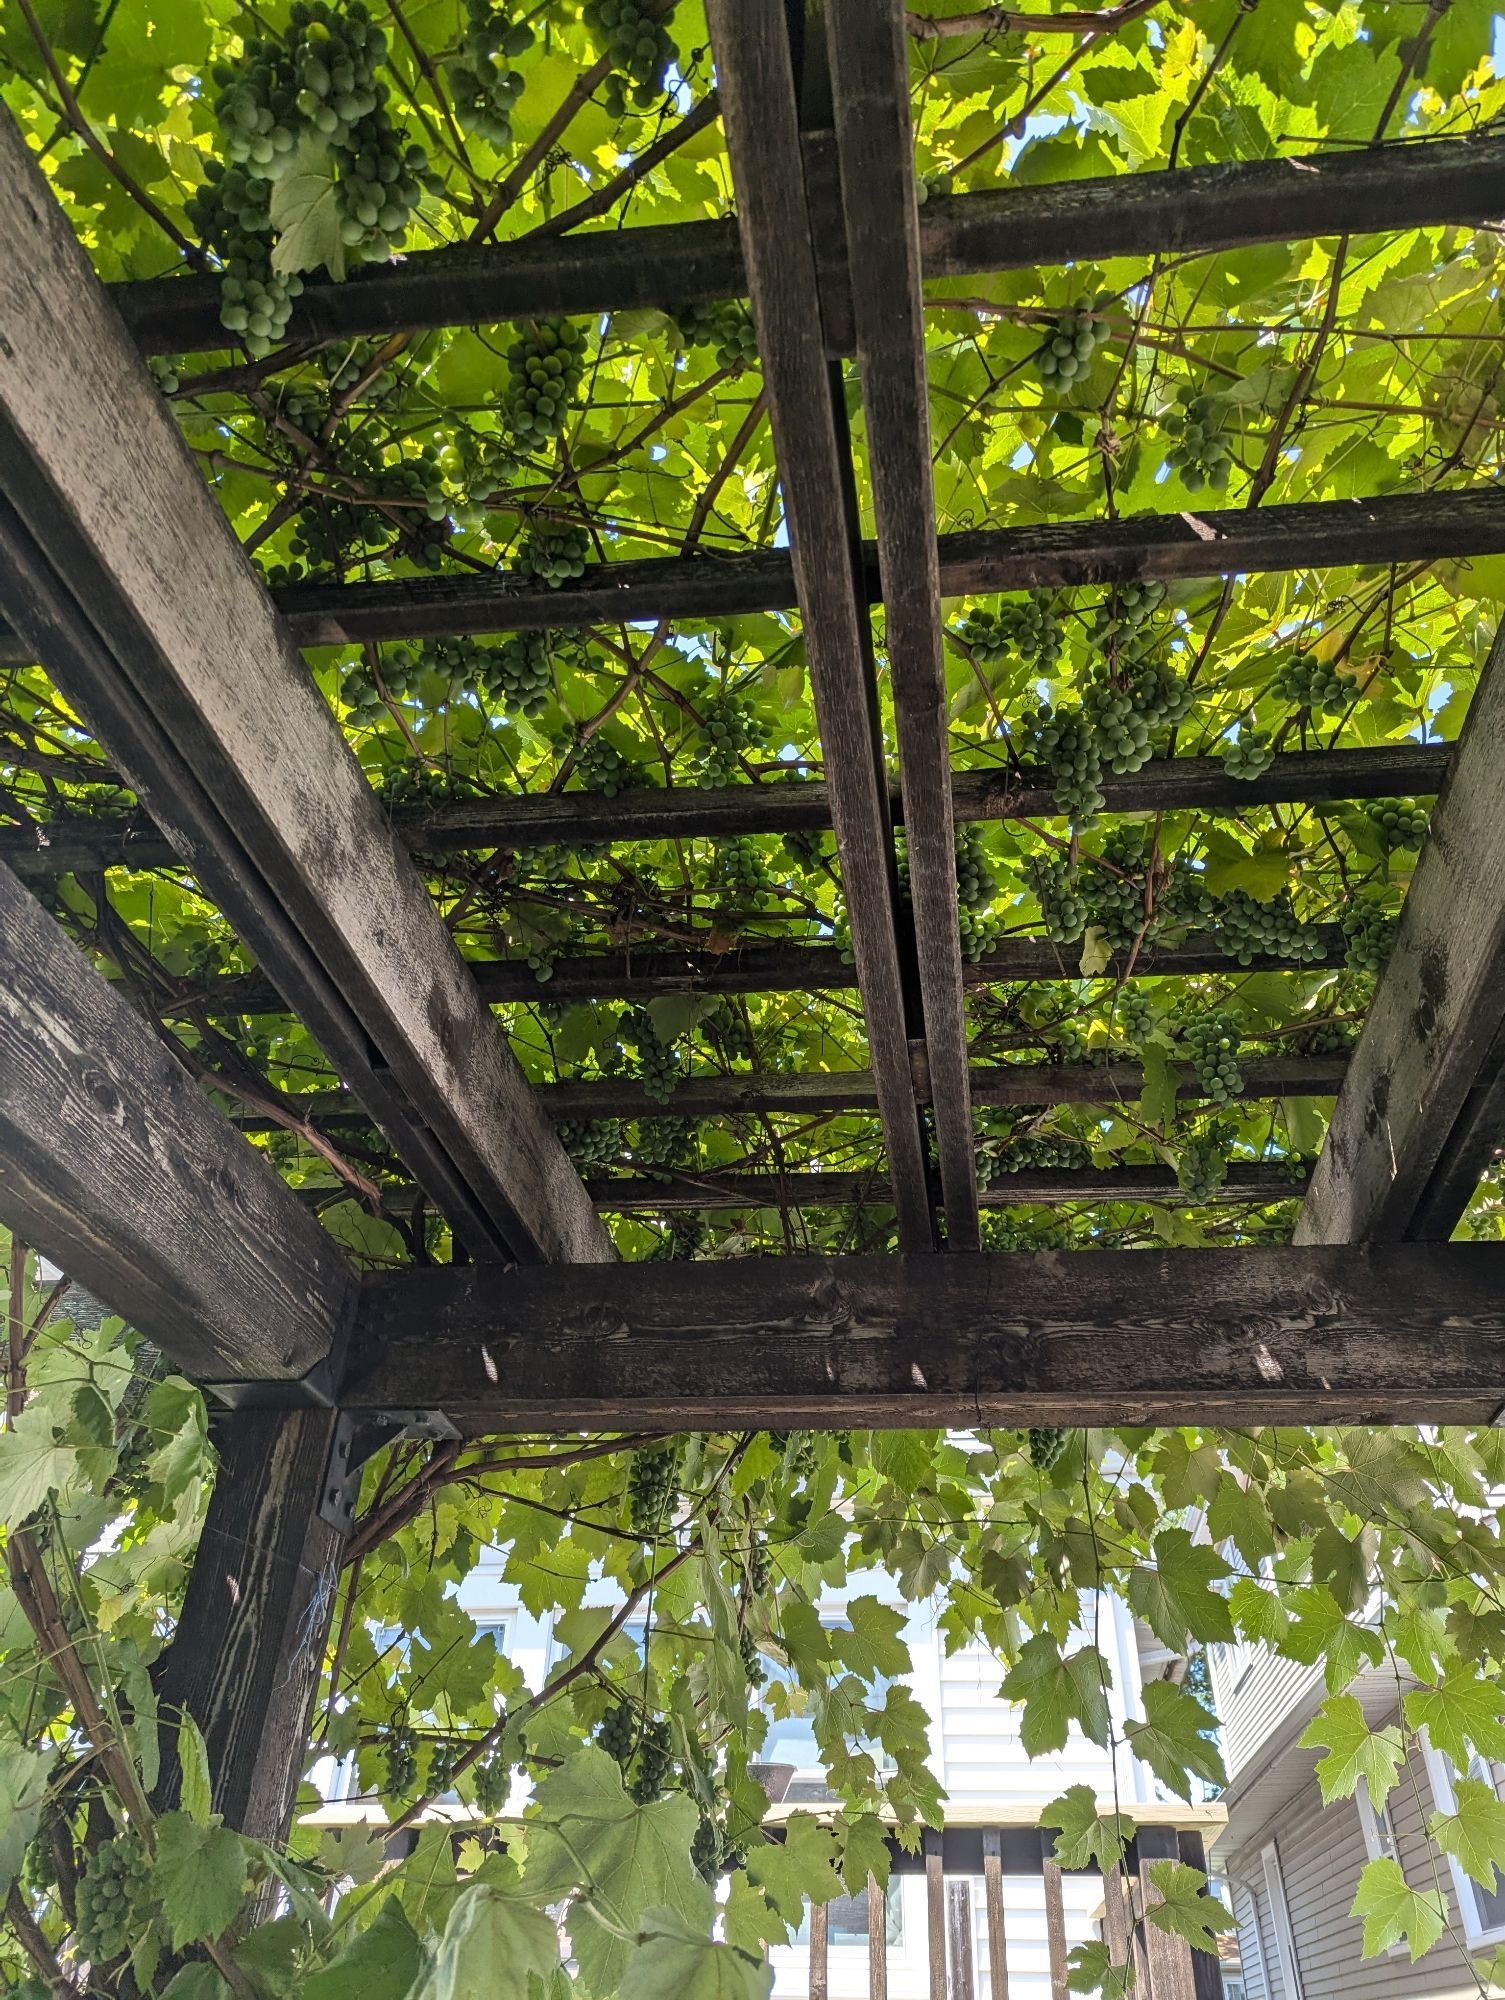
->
[1042,1784,1134,1874]
[745,1812,844,1922]
[1000,1634,1112,1756]
[0,1745,53,1894]
[1066,1938,1133,1996]
[1429,1778,1505,1892]
[1145,1860,1235,1954]
[0,1401,77,1529]
[153,1812,249,1950]
[174,1709,214,1828]
[1351,1856,1448,1961]
[404,1883,559,1999]
[301,1899,421,2000]
[1127,1529,1233,1651]
[1123,1682,1225,1799]
[619,1901,774,2000]
[1404,1669,1505,1772]
[1299,1694,1403,1809]
[269,135,346,281]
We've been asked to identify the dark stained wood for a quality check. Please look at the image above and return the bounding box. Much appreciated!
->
[829,0,978,1248]
[343,1244,1505,1433]
[808,1894,829,2000]
[705,0,932,1248]
[869,1873,890,2000]
[925,1828,947,2000]
[1042,1843,1070,2000]
[948,1880,978,2000]
[0,858,352,1381]
[0,114,610,1269]
[981,1830,1010,2000]
[578,1162,1304,1211]
[110,134,1505,355]
[154,1408,345,1844]
[1299,621,1505,1245]
[0,742,1451,881]
[1137,1826,1200,2000]
[1178,1832,1227,2000]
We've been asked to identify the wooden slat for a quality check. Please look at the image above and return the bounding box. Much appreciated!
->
[342,1244,1505,1432]
[0,110,610,1268]
[1042,1842,1070,2000]
[868,1872,890,2000]
[982,1829,1010,2000]
[808,1894,828,2000]
[705,0,932,1247]
[1179,1832,1227,2000]
[948,1879,978,1999]
[925,1828,947,2000]
[0,858,351,1381]
[1102,1866,1132,1981]
[828,0,977,1246]
[110,133,1505,354]
[1137,1826,1199,2000]
[0,741,1455,881]
[154,1408,345,1843]
[575,1162,1306,1211]
[1299,622,1505,1245]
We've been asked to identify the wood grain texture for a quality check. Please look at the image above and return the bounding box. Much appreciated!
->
[0,111,610,1268]
[869,1872,890,2000]
[0,742,1455,880]
[1137,1827,1199,2000]
[344,1244,1505,1432]
[1178,1832,1227,2000]
[1298,621,1505,1245]
[947,1880,978,2000]
[0,859,351,1380]
[982,1830,1010,2000]
[924,1828,947,2000]
[829,0,978,1247]
[1043,1845,1070,2000]
[808,1894,828,2000]
[154,1408,345,1843]
[577,1162,1305,1211]
[705,0,932,1247]
[108,134,1505,354]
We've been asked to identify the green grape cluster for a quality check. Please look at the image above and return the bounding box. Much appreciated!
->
[628,1443,681,1532]
[955,823,999,962]
[1342,899,1396,973]
[1027,1426,1067,1471]
[916,169,953,203]
[710,999,753,1064]
[990,1133,1092,1176]
[692,1815,724,1882]
[501,319,588,451]
[625,1009,679,1105]
[1114,983,1158,1045]
[75,1835,152,1966]
[427,1741,460,1793]
[1164,389,1235,492]
[981,1215,1076,1251]
[675,301,759,373]
[584,0,679,117]
[187,161,301,355]
[1365,797,1429,853]
[572,731,638,796]
[629,1716,675,1803]
[1185,1009,1244,1102]
[598,1699,638,1767]
[1275,1152,1315,1185]
[519,520,591,584]
[1020,701,1105,824]
[651,1213,711,1261]
[1296,1018,1357,1055]
[1088,579,1166,657]
[481,632,554,716]
[374,761,463,806]
[1273,650,1349,715]
[558,1119,622,1172]
[631,1115,696,1172]
[149,355,180,395]
[1176,1125,1231,1200]
[1033,300,1111,387]
[383,1724,419,1795]
[713,836,772,895]
[1221,728,1274,780]
[738,1625,766,1687]
[290,431,450,573]
[472,1751,511,1814]
[699,685,764,783]
[1219,889,1328,967]
[956,593,1063,674]
[748,1533,773,1594]
[1159,863,1217,931]
[446,0,532,144]
[1026,852,1088,944]
[1080,825,1154,949]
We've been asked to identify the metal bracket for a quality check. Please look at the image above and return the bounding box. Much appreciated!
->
[318,1408,461,1536]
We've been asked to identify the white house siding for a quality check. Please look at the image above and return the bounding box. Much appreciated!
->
[1210,1645,1325,1783]
[1231,1880,1271,2000]
[1223,1745,1489,2000]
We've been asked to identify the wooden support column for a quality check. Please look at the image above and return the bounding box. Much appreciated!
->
[704,0,933,1245]
[155,1408,345,1845]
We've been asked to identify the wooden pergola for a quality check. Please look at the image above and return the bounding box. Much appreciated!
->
[3,0,1505,1854]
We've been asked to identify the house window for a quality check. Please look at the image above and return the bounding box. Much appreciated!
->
[1423,1741,1505,1943]
[1260,1841,1304,2000]
[795,1882,903,1948]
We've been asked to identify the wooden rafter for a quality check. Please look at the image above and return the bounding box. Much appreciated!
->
[0,111,611,1268]
[0,742,1451,880]
[0,859,352,1381]
[110,131,1505,355]
[344,1246,1505,1431]
[706,0,933,1247]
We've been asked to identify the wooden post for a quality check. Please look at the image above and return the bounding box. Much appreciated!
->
[925,1827,947,2000]
[1180,1831,1227,2000]
[868,1872,890,2000]
[1137,1826,1201,2000]
[982,1829,1010,1999]
[155,1408,345,1845]
[808,1894,828,2000]
[1041,1835,1070,2000]
[948,1878,978,1998]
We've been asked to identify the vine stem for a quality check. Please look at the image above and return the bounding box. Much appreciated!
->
[908,0,1165,38]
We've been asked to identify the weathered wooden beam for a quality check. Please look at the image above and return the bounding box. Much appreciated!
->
[154,1408,345,1843]
[343,1245,1505,1431]
[828,0,978,1247]
[1299,621,1505,1244]
[0,743,1451,880]
[706,0,933,1247]
[583,1161,1302,1209]
[0,858,352,1381]
[0,109,610,1267]
[110,133,1505,355]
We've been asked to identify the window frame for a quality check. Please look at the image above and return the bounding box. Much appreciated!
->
[1260,1840,1305,2000]
[1421,1738,1505,1948]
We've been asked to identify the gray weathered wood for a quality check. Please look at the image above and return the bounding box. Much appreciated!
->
[829,0,978,1247]
[1178,1832,1227,2000]
[1043,1844,1070,2000]
[1137,1826,1199,2000]
[342,1244,1505,1432]
[0,741,1455,881]
[0,109,609,1268]
[982,1829,1010,2000]
[110,133,1505,354]
[706,0,932,1247]
[155,1408,345,1843]
[869,1872,891,2000]
[1299,621,1505,1245]
[808,1894,828,2000]
[948,1879,978,1999]
[575,1161,1305,1211]
[925,1828,947,2000]
[0,859,351,1381]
